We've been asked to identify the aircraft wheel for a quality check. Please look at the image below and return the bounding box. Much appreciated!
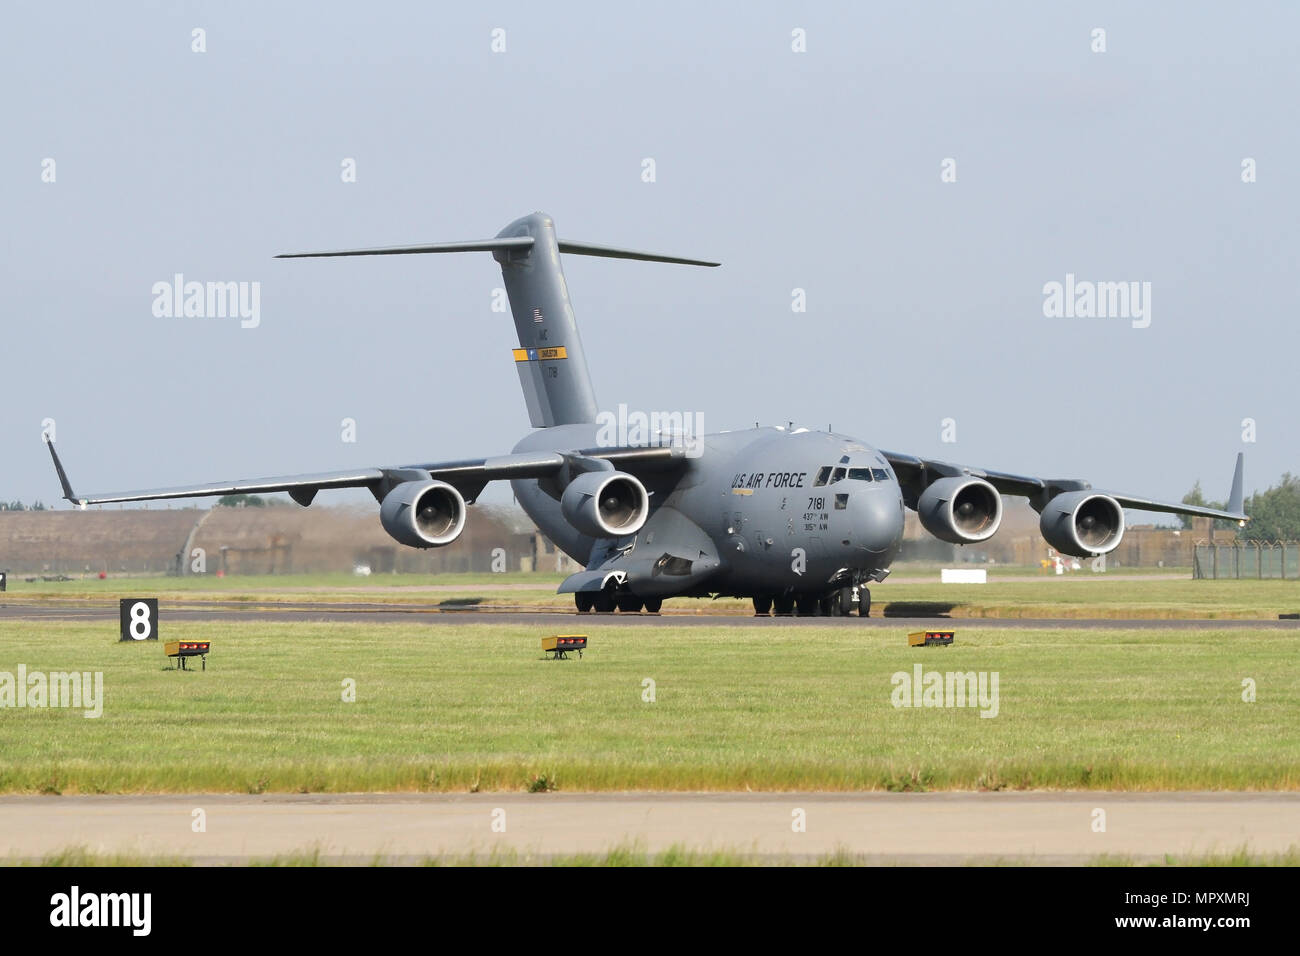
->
[795,595,818,616]
[836,587,854,616]
[858,587,871,618]
[617,595,644,613]
[594,589,617,613]
[643,597,662,613]
[752,595,772,616]
[574,593,594,613]
[773,594,794,616]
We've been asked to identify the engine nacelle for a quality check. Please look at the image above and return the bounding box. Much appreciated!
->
[1039,491,1125,557]
[379,479,466,549]
[917,476,1003,544]
[560,471,650,539]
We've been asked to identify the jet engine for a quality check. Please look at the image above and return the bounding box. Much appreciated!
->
[560,471,650,539]
[916,476,1003,544]
[379,479,466,548]
[1039,491,1125,557]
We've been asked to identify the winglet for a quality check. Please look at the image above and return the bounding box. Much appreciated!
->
[1227,452,1245,517]
[44,436,82,507]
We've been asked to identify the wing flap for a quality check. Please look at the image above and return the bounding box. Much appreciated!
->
[46,440,688,510]
[881,448,1248,524]
[71,469,385,507]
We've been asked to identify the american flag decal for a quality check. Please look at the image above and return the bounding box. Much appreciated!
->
[532,308,544,323]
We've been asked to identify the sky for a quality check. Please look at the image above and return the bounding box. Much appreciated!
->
[2,1,1296,517]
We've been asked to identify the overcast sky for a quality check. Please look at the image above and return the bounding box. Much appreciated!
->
[2,2,1295,516]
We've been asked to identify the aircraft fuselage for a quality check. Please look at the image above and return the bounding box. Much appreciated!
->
[512,424,904,598]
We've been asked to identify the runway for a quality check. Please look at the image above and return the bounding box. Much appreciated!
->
[2,600,1297,630]
[1,792,1295,864]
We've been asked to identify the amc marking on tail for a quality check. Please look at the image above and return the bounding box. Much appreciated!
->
[513,346,568,362]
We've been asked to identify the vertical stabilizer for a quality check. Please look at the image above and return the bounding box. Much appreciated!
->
[493,213,599,427]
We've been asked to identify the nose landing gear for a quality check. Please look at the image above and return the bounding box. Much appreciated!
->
[575,588,662,614]
[855,586,871,617]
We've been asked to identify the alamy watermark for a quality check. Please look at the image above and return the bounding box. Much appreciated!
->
[1042,273,1150,329]
[890,664,999,718]
[50,886,150,936]
[151,274,261,328]
[595,403,705,458]
[1,665,103,718]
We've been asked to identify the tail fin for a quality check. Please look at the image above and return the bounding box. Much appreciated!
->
[278,212,718,428]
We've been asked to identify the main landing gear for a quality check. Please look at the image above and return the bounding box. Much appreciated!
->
[753,585,870,618]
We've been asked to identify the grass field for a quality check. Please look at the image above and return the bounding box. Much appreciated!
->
[4,569,1298,618]
[0,619,1295,794]
[873,576,1300,620]
[3,571,571,609]
[24,845,1300,867]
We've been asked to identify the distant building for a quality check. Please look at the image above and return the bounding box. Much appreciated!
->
[0,503,573,576]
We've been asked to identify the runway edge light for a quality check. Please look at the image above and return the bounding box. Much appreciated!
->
[909,630,954,647]
[542,634,587,660]
[165,640,211,671]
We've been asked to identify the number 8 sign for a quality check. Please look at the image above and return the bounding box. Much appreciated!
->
[119,598,159,641]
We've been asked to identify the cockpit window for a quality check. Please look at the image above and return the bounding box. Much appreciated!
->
[830,467,846,483]
[872,467,889,481]
[813,466,832,487]
[847,467,874,481]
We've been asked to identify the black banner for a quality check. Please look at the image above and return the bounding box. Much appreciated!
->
[0,865,1278,943]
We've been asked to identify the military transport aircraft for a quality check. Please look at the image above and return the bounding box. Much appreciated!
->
[45,212,1248,616]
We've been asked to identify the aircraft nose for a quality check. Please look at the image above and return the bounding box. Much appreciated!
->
[854,489,905,557]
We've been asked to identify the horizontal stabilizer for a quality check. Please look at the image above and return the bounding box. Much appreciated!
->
[277,236,717,267]
[276,237,535,259]
[555,240,719,267]
[276,212,719,429]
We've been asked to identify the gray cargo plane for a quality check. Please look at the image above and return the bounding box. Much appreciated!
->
[46,212,1248,616]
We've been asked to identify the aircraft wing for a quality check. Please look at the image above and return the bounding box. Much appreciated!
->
[44,438,688,508]
[880,449,1248,524]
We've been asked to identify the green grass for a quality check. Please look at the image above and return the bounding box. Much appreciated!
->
[872,576,1300,620]
[2,571,568,607]
[0,619,1295,793]
[1089,846,1300,867]
[19,843,1300,867]
[5,571,571,591]
[6,568,1298,618]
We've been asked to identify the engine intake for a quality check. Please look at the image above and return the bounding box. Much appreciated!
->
[379,479,466,548]
[1039,491,1125,557]
[561,471,649,539]
[917,476,1003,544]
